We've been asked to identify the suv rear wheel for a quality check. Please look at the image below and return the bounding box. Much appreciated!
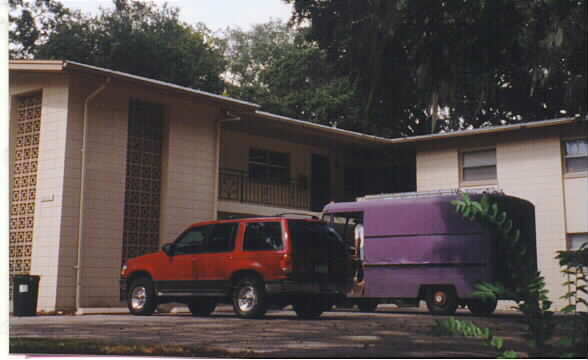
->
[357,299,379,312]
[188,298,217,316]
[128,277,157,316]
[293,297,324,319]
[232,276,267,318]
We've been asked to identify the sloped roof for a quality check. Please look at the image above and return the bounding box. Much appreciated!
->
[10,60,585,146]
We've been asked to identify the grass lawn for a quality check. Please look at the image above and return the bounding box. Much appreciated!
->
[10,337,254,358]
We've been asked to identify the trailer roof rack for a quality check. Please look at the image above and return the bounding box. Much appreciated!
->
[357,188,503,201]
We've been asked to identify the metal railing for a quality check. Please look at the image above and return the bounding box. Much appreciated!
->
[219,168,310,210]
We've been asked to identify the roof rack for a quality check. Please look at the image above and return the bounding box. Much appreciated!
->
[357,188,503,201]
[224,213,319,220]
[274,212,319,219]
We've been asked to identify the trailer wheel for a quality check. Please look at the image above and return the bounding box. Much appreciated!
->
[426,287,458,315]
[467,298,497,316]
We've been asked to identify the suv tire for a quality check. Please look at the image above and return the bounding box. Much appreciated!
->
[128,277,157,316]
[293,298,324,319]
[232,276,267,319]
[188,298,217,316]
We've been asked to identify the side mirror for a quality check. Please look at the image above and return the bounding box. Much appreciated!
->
[162,243,175,256]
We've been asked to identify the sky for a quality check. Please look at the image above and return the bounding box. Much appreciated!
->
[61,0,294,31]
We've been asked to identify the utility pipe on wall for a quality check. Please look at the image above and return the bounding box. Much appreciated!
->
[75,77,111,314]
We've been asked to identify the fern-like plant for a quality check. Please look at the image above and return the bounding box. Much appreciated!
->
[451,193,555,352]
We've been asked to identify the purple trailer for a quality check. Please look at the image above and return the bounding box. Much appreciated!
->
[322,190,536,315]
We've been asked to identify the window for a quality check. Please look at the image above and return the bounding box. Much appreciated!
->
[567,233,588,251]
[207,223,238,253]
[563,139,588,174]
[243,222,283,251]
[248,148,290,182]
[174,226,209,255]
[461,149,497,183]
[323,212,364,253]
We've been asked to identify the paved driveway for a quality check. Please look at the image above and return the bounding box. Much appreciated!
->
[10,305,531,358]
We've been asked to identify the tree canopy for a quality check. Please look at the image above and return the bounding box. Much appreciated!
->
[9,0,587,137]
[222,21,360,127]
[10,0,226,93]
[287,0,587,136]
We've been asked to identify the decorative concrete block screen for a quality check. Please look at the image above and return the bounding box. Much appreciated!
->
[10,93,42,278]
[121,100,164,271]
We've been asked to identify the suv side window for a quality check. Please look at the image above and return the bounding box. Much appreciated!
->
[243,222,283,251]
[174,226,210,255]
[207,223,238,253]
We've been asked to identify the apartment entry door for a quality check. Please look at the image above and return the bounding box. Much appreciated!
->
[311,154,331,212]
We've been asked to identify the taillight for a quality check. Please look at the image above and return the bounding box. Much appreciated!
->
[280,254,292,273]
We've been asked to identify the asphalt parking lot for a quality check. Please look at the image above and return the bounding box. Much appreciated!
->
[10,305,532,358]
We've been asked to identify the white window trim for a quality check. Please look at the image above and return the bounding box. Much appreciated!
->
[562,137,588,178]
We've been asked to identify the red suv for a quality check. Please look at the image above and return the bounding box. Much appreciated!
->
[120,215,353,319]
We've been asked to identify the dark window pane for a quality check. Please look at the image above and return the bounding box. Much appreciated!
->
[463,149,496,168]
[207,223,238,253]
[566,157,588,173]
[244,222,283,251]
[249,149,267,163]
[462,166,497,182]
[175,226,209,255]
[269,152,289,167]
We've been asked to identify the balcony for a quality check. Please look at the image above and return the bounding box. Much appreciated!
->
[219,168,310,210]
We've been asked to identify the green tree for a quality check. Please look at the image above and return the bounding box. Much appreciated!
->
[287,0,587,136]
[10,0,226,93]
[222,21,360,127]
[9,0,73,58]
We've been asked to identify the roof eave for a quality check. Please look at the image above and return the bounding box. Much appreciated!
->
[9,60,65,72]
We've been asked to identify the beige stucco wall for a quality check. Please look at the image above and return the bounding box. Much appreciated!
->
[496,133,568,306]
[160,98,218,243]
[563,177,588,234]
[416,147,459,191]
[10,72,71,311]
[65,75,220,308]
[10,71,221,310]
[416,129,587,309]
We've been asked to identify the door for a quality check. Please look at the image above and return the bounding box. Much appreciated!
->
[156,225,210,293]
[311,154,331,212]
[199,222,240,294]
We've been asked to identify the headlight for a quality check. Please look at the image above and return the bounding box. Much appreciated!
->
[120,264,128,277]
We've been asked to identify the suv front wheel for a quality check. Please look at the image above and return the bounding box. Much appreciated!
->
[128,277,157,315]
[232,276,267,318]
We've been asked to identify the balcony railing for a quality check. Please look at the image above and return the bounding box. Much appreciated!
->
[219,168,310,210]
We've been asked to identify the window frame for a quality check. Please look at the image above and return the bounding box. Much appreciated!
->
[562,137,588,178]
[459,147,498,187]
[248,147,291,184]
